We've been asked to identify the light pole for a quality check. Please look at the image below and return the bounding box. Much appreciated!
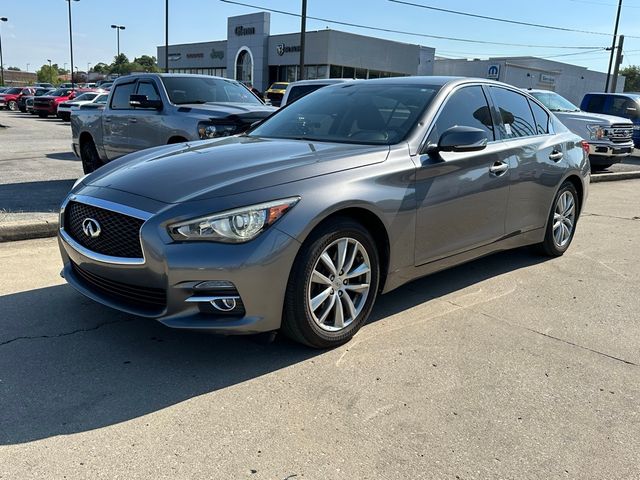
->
[0,17,8,87]
[110,24,125,58]
[165,0,168,73]
[65,0,80,89]
[26,62,30,73]
[47,59,53,84]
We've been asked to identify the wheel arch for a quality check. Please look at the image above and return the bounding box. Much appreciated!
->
[297,206,391,292]
[167,135,189,144]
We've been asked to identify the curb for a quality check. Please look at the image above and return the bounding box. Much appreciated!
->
[0,219,59,243]
[590,170,640,183]
[0,172,639,243]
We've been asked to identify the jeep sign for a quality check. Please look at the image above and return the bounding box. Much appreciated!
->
[487,64,500,80]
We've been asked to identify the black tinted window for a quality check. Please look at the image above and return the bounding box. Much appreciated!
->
[427,86,494,144]
[110,82,136,109]
[583,95,606,113]
[136,81,161,101]
[529,100,549,134]
[490,87,536,139]
[286,84,326,105]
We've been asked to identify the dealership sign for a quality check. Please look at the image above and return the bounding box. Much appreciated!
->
[487,64,500,79]
[210,49,225,60]
[539,73,556,85]
[235,25,255,36]
[186,53,204,59]
[276,43,301,56]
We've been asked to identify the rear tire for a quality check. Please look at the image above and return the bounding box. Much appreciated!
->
[538,181,579,257]
[80,137,104,174]
[282,218,380,348]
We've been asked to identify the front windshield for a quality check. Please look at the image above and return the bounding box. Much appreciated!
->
[47,89,71,97]
[5,87,22,94]
[270,83,288,90]
[161,76,263,105]
[249,83,439,145]
[95,94,108,103]
[530,91,580,112]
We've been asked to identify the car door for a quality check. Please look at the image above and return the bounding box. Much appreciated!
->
[414,84,510,265]
[486,86,566,235]
[128,79,165,152]
[102,80,137,160]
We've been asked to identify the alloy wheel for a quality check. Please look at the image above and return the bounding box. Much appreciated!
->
[307,237,372,332]
[553,191,576,247]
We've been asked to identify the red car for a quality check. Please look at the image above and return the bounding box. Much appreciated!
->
[0,86,35,111]
[32,88,77,117]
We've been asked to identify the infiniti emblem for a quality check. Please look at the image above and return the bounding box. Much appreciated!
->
[82,218,101,238]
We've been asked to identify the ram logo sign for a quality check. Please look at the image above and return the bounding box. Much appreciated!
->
[487,64,500,80]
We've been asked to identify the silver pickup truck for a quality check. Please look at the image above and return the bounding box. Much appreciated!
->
[71,73,276,173]
[528,89,634,171]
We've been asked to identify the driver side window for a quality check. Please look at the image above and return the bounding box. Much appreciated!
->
[427,86,495,145]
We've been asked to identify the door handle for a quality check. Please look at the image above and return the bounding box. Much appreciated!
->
[549,150,563,162]
[489,161,509,176]
[129,118,138,123]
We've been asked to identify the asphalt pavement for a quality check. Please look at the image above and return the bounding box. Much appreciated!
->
[0,179,639,479]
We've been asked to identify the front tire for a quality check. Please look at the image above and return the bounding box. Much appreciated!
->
[538,181,579,257]
[80,137,104,174]
[282,219,380,348]
[7,100,17,111]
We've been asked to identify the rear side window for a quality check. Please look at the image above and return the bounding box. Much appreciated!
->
[489,87,536,139]
[286,84,327,105]
[427,85,495,144]
[583,95,606,113]
[110,82,136,110]
[529,100,550,135]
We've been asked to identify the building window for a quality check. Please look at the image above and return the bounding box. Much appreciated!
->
[235,48,253,83]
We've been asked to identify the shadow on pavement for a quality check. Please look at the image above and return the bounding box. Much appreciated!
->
[0,179,74,212]
[46,152,78,161]
[0,247,546,445]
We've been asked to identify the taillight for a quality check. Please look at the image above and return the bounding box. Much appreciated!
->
[581,140,590,157]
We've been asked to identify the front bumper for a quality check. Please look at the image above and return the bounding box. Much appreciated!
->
[588,141,634,161]
[57,194,301,334]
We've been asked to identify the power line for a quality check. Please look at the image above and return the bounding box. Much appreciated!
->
[568,0,640,8]
[389,0,640,39]
[220,0,606,49]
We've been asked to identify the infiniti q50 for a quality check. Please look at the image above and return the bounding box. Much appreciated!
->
[58,77,589,348]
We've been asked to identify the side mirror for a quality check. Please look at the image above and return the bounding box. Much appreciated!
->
[437,126,488,153]
[130,94,163,110]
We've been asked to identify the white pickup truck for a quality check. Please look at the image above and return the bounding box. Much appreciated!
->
[71,73,275,173]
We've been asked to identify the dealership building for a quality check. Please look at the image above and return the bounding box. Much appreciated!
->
[158,11,621,104]
[158,12,435,92]
[434,57,624,105]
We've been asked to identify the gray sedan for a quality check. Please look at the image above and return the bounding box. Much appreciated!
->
[58,77,589,348]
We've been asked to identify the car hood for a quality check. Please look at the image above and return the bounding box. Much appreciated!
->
[553,110,633,125]
[85,136,390,203]
[174,102,275,120]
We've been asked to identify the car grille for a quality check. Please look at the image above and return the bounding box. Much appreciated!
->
[608,124,634,143]
[64,201,145,259]
[33,98,51,108]
[71,261,166,313]
[266,92,283,105]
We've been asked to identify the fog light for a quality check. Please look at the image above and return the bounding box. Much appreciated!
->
[211,298,237,311]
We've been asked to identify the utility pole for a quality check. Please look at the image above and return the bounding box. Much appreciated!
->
[605,0,623,92]
[611,35,625,93]
[298,0,307,81]
[164,0,169,73]
[66,0,80,90]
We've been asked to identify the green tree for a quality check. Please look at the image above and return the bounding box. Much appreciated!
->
[91,62,109,74]
[621,66,640,92]
[36,64,59,84]
[133,55,161,72]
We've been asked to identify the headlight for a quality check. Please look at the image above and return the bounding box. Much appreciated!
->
[586,124,607,140]
[168,197,300,243]
[197,122,238,139]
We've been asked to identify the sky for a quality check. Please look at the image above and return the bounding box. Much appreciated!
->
[1,0,640,74]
